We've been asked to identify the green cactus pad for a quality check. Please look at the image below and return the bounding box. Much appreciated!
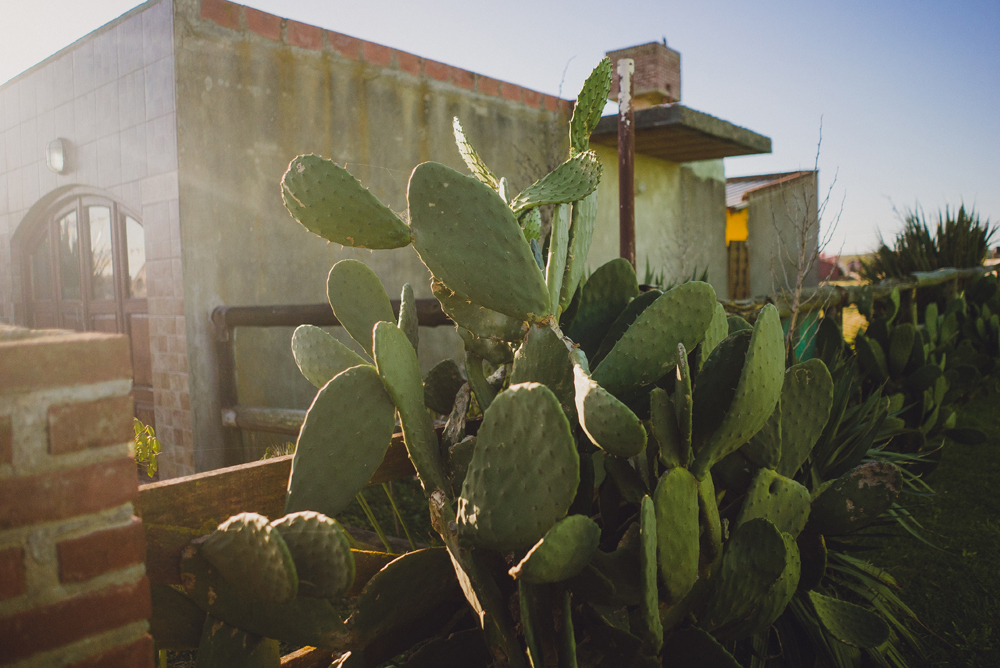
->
[591,289,662,367]
[736,468,812,538]
[570,58,613,155]
[653,467,700,604]
[797,531,827,591]
[286,365,395,518]
[457,383,579,551]
[592,281,716,396]
[271,511,355,599]
[446,436,476,494]
[638,495,664,653]
[327,260,395,359]
[559,192,599,310]
[452,117,499,190]
[727,315,753,334]
[281,155,410,249]
[700,518,788,635]
[742,398,781,469]
[397,283,419,352]
[545,204,571,314]
[691,330,752,438]
[518,580,545,668]
[200,513,298,604]
[855,334,889,383]
[431,279,527,342]
[509,151,602,215]
[348,547,462,648]
[508,514,601,583]
[675,343,694,459]
[423,358,466,414]
[808,591,891,648]
[457,327,514,365]
[807,461,902,535]
[290,325,368,389]
[889,323,916,378]
[925,302,939,342]
[408,161,549,321]
[698,302,730,370]
[510,323,575,414]
[690,305,785,480]
[775,359,834,477]
[661,626,741,668]
[650,388,685,468]
[373,322,449,494]
[574,363,648,458]
[566,258,639,357]
[195,615,280,668]
[520,207,542,243]
[697,473,722,570]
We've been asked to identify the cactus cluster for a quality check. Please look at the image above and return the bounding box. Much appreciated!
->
[155,60,912,667]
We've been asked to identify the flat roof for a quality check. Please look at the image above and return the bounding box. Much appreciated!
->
[726,171,814,208]
[590,104,771,163]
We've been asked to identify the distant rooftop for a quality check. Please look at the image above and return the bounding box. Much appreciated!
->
[725,171,814,208]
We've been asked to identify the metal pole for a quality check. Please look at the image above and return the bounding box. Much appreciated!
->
[617,58,636,269]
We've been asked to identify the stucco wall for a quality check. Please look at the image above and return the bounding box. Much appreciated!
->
[173,0,570,470]
[746,173,819,298]
[589,145,728,298]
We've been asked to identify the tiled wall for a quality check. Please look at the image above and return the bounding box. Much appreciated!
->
[0,0,193,477]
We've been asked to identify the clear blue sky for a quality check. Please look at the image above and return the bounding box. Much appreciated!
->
[3,0,997,254]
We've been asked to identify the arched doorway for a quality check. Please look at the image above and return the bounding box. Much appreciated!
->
[18,188,155,429]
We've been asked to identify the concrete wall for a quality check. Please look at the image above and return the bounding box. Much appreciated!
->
[0,1,194,478]
[174,0,571,471]
[589,145,728,297]
[746,173,819,298]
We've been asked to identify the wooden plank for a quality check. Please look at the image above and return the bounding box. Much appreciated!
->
[280,647,337,668]
[221,406,306,436]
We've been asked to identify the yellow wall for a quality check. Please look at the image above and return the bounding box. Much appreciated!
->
[726,208,748,243]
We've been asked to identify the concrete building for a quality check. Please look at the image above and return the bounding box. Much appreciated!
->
[0,0,773,477]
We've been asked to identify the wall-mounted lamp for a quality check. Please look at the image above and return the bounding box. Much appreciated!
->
[46,138,68,174]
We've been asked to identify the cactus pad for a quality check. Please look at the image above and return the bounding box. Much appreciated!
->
[574,362,648,458]
[638,495,664,653]
[592,281,716,396]
[545,204,571,314]
[807,461,902,535]
[509,151,602,215]
[650,388,684,468]
[200,513,298,604]
[431,279,527,342]
[698,302,730,370]
[808,591,891,648]
[566,258,639,357]
[271,511,355,599]
[286,364,396,518]
[408,161,549,321]
[508,514,601,583]
[423,358,466,414]
[457,383,579,551]
[290,324,367,389]
[452,117,499,190]
[327,260,395,359]
[397,283,419,352]
[195,615,280,668]
[743,398,781,469]
[591,289,662,367]
[559,191,599,310]
[736,468,812,538]
[510,323,575,414]
[570,58,613,155]
[281,154,410,249]
[653,467,700,604]
[775,359,834,477]
[457,327,514,365]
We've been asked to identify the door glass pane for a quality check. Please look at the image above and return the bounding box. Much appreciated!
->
[29,232,53,300]
[58,210,81,300]
[89,206,115,300]
[125,216,147,298]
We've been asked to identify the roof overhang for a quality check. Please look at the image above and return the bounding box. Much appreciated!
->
[590,104,771,163]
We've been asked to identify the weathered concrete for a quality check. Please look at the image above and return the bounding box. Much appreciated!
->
[745,172,820,297]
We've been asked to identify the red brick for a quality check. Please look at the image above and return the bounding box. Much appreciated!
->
[287,20,323,50]
[0,548,26,601]
[501,83,524,103]
[395,50,422,76]
[451,67,474,90]
[244,7,281,41]
[327,31,361,60]
[523,88,543,108]
[423,59,449,82]
[562,100,574,114]
[0,333,131,395]
[0,415,11,466]
[544,95,562,112]
[48,395,133,456]
[199,0,241,30]
[363,41,392,66]
[68,635,154,668]
[0,458,139,531]
[0,577,151,664]
[477,75,501,97]
[58,517,146,584]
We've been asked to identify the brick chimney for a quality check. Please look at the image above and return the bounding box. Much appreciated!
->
[607,40,681,109]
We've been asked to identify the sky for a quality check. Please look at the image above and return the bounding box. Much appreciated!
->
[2,0,998,254]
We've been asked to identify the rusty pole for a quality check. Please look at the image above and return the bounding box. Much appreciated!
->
[617,58,636,270]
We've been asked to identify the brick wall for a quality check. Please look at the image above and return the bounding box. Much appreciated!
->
[0,327,152,667]
[607,41,681,108]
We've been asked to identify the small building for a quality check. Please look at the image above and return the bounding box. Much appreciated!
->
[1,0,776,477]
[725,171,820,299]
